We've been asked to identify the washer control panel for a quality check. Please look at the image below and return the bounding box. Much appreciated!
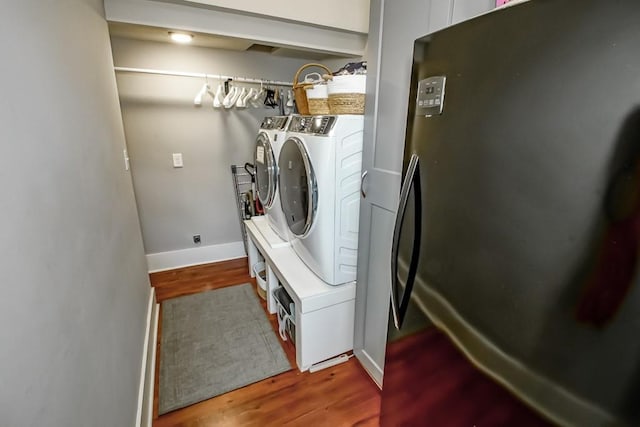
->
[261,116,289,130]
[416,76,446,117]
[289,115,336,135]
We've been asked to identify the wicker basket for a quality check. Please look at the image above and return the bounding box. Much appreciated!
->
[308,98,331,115]
[306,83,330,115]
[293,63,332,115]
[253,261,267,300]
[326,75,366,115]
[328,93,365,115]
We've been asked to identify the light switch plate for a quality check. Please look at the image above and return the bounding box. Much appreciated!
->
[172,153,183,168]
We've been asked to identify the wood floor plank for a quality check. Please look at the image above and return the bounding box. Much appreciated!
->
[380,328,553,426]
[150,259,381,427]
[154,360,380,427]
[151,258,256,302]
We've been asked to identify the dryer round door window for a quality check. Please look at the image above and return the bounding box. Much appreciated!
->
[254,133,277,208]
[278,137,317,237]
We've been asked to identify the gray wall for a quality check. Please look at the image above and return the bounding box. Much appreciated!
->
[354,0,435,387]
[0,2,150,427]
[112,38,329,255]
[354,0,496,386]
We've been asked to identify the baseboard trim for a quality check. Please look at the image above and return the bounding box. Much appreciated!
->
[145,300,159,426]
[146,241,246,273]
[354,348,383,389]
[135,287,157,427]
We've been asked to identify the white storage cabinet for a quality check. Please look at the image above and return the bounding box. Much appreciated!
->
[245,217,356,371]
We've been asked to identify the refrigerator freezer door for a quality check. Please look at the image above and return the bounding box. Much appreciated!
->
[383,1,640,426]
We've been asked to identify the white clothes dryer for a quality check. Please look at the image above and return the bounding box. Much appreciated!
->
[254,115,291,242]
[278,115,364,285]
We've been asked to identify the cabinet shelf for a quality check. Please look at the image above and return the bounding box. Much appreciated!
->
[245,217,355,371]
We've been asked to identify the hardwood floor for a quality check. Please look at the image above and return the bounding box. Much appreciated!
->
[380,328,553,426]
[150,258,381,427]
[151,258,252,302]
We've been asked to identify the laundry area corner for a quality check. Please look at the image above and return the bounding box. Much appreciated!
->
[10,1,640,427]
[106,4,374,424]
[111,36,311,268]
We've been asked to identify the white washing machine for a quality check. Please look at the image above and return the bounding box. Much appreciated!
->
[254,115,291,243]
[278,115,364,285]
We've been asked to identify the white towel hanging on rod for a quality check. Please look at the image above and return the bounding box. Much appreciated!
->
[113,66,293,87]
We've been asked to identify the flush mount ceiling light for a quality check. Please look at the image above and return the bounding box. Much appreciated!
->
[169,32,193,44]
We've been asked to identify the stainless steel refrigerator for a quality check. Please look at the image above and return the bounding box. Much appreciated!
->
[382,1,640,426]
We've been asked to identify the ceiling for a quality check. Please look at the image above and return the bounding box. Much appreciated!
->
[108,22,351,61]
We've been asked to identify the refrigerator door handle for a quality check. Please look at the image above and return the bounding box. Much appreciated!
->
[361,170,369,198]
[390,154,422,330]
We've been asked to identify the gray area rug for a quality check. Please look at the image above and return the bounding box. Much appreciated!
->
[159,283,291,414]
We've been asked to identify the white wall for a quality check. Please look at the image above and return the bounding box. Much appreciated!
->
[0,2,150,426]
[105,0,367,57]
[112,38,326,265]
[183,0,370,33]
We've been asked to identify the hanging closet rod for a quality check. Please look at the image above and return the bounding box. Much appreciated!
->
[113,66,293,87]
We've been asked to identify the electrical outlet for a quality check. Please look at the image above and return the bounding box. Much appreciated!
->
[193,234,201,244]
